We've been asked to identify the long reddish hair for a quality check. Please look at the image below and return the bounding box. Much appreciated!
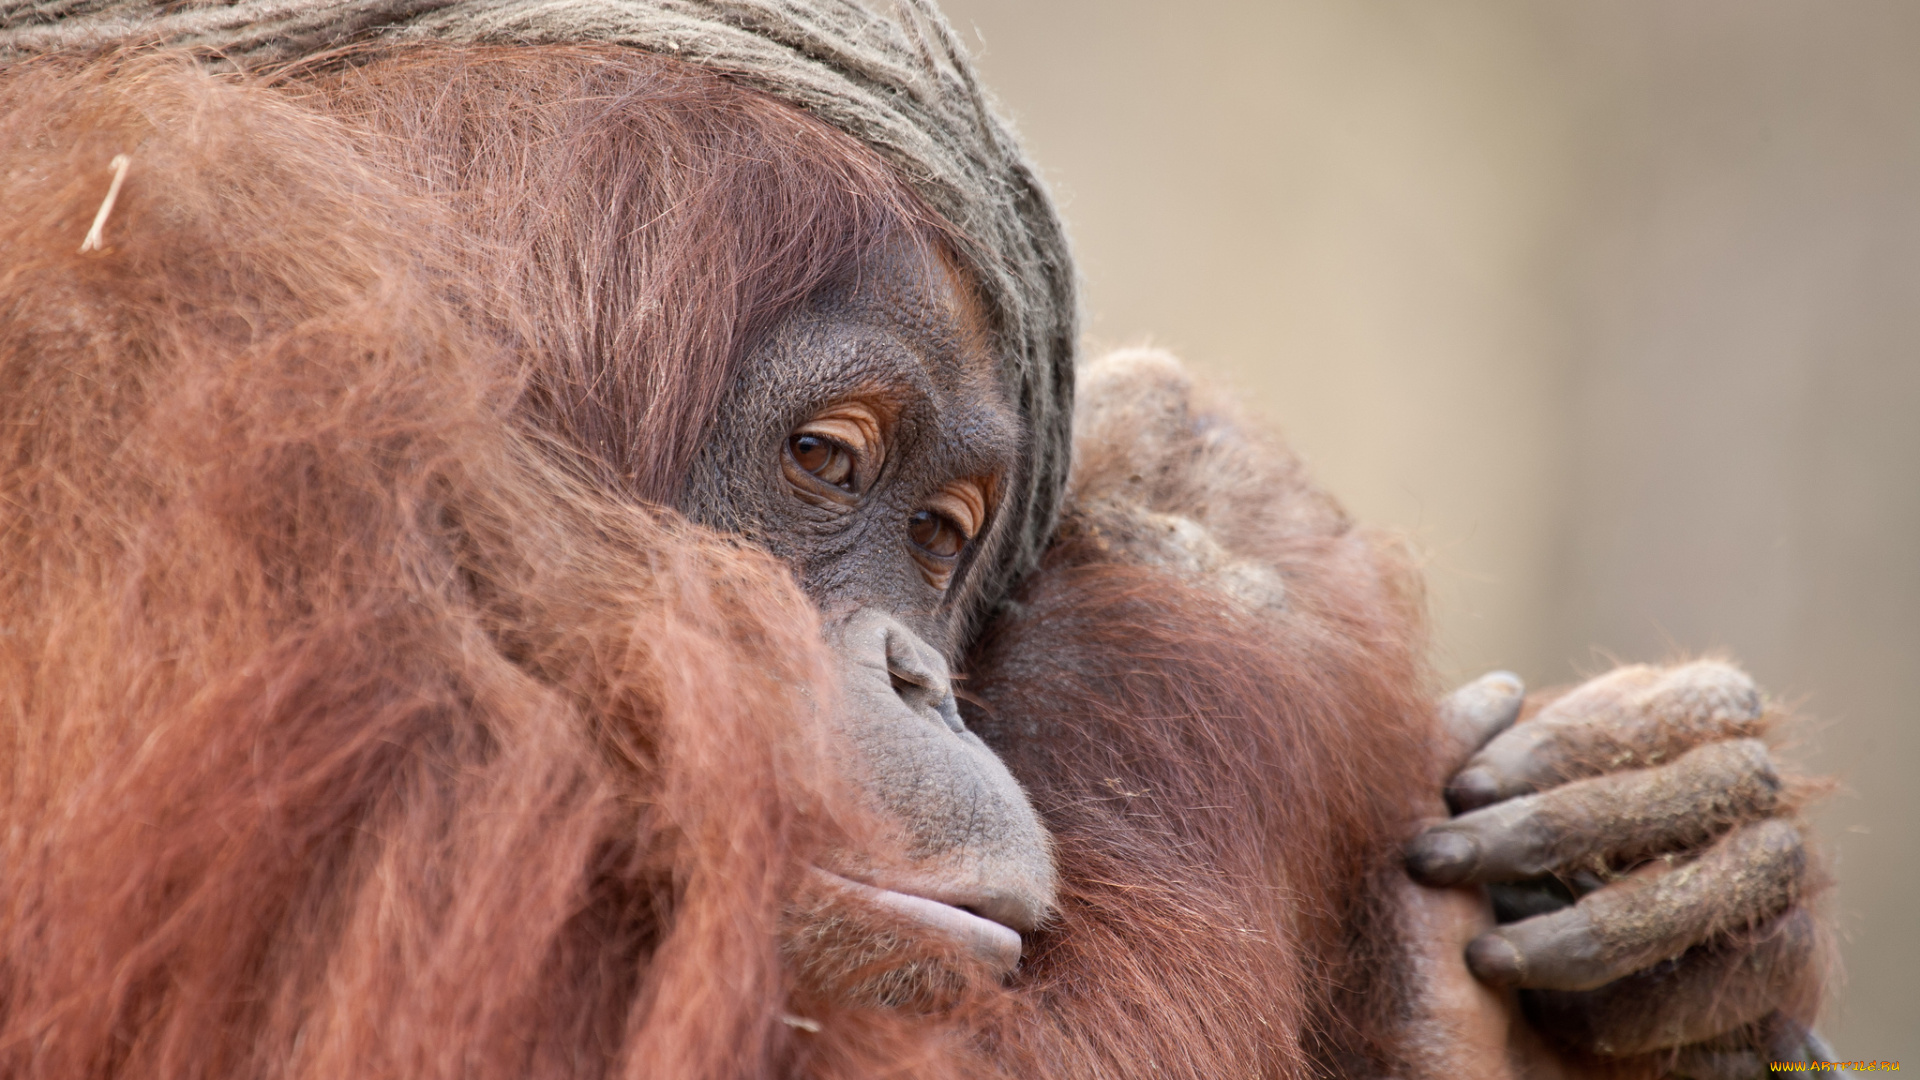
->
[301,45,946,503]
[1,46,1443,1079]
[960,457,1438,1076]
[0,47,925,1079]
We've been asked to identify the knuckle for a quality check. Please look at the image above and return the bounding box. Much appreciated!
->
[1674,738,1782,828]
[1651,659,1762,725]
[1544,663,1661,719]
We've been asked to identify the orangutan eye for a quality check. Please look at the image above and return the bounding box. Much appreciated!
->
[784,402,888,501]
[908,509,967,559]
[908,479,992,590]
[788,433,855,489]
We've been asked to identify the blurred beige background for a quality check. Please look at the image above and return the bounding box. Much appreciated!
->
[942,0,1918,1057]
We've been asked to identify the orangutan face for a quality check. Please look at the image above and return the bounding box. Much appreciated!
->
[681,234,1054,980]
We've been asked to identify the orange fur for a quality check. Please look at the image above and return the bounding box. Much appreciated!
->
[0,52,869,1078]
[2,46,1456,1079]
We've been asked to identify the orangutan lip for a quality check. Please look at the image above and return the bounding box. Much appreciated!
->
[810,868,1024,976]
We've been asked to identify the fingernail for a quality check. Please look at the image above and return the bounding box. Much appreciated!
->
[1446,767,1501,812]
[1466,932,1526,986]
[1405,829,1479,886]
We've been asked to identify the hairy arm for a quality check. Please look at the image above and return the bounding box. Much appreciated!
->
[999,348,1833,1078]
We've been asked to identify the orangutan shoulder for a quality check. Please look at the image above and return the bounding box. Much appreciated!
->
[1058,348,1358,612]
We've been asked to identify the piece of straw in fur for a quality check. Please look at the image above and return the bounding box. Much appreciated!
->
[79,153,131,253]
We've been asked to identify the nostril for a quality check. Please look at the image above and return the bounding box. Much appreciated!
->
[889,667,931,701]
[933,693,965,734]
[886,667,964,734]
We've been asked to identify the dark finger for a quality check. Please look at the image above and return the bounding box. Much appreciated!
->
[1450,660,1763,811]
[1465,818,1805,991]
[1519,909,1815,1056]
[1409,739,1780,887]
[1437,671,1526,776]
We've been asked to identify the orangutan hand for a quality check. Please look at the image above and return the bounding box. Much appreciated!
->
[1406,664,1829,1072]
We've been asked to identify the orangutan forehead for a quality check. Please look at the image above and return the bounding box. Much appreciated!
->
[783,248,1020,478]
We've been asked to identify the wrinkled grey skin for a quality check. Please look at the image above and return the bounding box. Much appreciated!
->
[680,235,1055,949]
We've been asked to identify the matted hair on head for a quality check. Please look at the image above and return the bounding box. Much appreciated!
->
[305,45,947,505]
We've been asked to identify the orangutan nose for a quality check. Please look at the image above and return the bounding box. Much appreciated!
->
[823,609,967,735]
[880,619,964,733]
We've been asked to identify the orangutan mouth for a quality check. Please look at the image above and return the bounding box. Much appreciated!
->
[809,868,1025,976]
